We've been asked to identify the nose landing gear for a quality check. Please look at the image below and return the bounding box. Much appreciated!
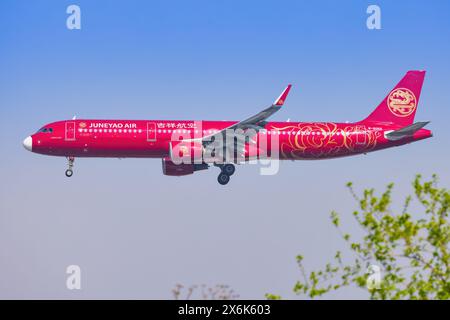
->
[65,157,75,177]
[216,164,235,185]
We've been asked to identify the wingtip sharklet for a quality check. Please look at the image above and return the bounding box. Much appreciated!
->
[273,84,292,106]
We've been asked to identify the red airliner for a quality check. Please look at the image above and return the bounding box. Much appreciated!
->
[23,70,431,185]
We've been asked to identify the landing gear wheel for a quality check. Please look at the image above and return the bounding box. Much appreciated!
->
[222,164,235,176]
[217,173,230,185]
[65,156,75,177]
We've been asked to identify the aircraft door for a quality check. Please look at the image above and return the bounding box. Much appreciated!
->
[147,122,156,142]
[355,125,367,145]
[65,121,76,141]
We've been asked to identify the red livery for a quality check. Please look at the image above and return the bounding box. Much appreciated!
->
[23,71,432,185]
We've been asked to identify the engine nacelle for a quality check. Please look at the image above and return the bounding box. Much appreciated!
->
[162,157,208,176]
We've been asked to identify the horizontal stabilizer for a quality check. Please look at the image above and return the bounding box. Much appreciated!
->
[385,121,430,141]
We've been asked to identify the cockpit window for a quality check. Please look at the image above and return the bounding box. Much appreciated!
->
[37,127,53,133]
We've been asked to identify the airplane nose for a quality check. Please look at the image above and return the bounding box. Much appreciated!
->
[23,136,32,151]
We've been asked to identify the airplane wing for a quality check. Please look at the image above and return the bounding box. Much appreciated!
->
[202,84,291,139]
[227,84,292,131]
[200,84,292,160]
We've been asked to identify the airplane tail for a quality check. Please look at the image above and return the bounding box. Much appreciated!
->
[361,70,426,126]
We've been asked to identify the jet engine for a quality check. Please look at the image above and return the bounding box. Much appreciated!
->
[161,157,208,176]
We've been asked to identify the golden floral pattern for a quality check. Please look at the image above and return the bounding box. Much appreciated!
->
[269,123,381,159]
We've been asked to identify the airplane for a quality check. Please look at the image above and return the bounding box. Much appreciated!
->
[23,70,432,185]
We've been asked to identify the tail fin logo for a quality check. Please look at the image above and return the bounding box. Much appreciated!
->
[387,88,417,117]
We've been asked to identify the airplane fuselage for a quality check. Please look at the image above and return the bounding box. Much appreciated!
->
[26,119,432,160]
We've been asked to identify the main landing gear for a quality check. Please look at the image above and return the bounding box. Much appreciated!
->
[216,164,235,185]
[65,156,75,177]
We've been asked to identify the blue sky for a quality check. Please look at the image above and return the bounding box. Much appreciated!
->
[0,0,449,299]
